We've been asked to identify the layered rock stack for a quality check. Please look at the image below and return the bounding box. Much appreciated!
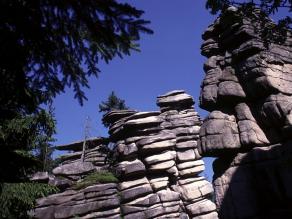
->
[104,90,218,219]
[199,6,292,219]
[32,138,122,219]
[33,183,120,219]
[51,137,110,190]
[32,91,218,219]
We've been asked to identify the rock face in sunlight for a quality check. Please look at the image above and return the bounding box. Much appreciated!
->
[199,6,292,219]
[103,90,218,219]
[31,90,218,219]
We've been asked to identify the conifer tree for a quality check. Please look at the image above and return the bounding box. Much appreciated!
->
[99,91,129,127]
[0,1,152,217]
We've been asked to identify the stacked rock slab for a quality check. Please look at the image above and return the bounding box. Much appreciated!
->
[32,138,121,219]
[50,137,110,190]
[103,90,218,219]
[199,6,292,219]
[33,183,120,219]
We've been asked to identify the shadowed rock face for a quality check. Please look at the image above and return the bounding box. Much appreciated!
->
[198,6,292,219]
[104,90,218,219]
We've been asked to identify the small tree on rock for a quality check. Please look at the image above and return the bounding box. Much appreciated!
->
[99,91,129,127]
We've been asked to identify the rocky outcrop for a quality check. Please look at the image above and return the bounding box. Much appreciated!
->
[33,183,120,219]
[199,6,292,219]
[103,90,218,219]
[32,91,217,219]
[32,138,122,219]
[50,138,109,190]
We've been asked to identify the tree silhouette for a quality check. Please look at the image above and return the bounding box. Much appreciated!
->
[0,1,152,217]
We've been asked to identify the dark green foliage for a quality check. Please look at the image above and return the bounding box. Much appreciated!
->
[72,171,119,190]
[99,91,129,127]
[0,109,56,181]
[0,1,151,217]
[99,91,129,113]
[0,0,153,108]
[0,183,59,219]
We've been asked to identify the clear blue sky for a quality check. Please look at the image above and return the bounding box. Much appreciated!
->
[53,0,217,178]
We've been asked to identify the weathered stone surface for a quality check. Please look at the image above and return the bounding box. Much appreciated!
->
[144,151,176,164]
[49,177,73,190]
[122,204,172,219]
[84,188,117,199]
[237,120,269,146]
[179,180,213,201]
[218,81,246,100]
[137,131,176,146]
[177,149,196,162]
[148,160,175,171]
[177,160,204,170]
[81,207,120,219]
[234,103,270,146]
[30,171,49,182]
[120,184,153,202]
[199,6,292,219]
[125,193,160,207]
[157,90,194,107]
[186,199,217,216]
[141,139,176,152]
[178,176,205,186]
[82,183,117,193]
[166,165,179,176]
[33,182,120,219]
[212,141,292,219]
[161,119,199,129]
[199,111,241,156]
[158,190,180,202]
[119,177,149,191]
[116,159,145,178]
[126,111,161,120]
[124,116,163,127]
[54,198,119,218]
[176,140,198,149]
[150,180,168,191]
[117,142,138,158]
[52,162,95,176]
[103,110,137,124]
[192,212,219,219]
[260,93,292,129]
[172,126,200,136]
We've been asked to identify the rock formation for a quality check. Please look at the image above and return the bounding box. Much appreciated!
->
[103,90,218,219]
[33,183,120,219]
[50,137,110,189]
[32,138,122,219]
[32,90,218,219]
[199,6,292,219]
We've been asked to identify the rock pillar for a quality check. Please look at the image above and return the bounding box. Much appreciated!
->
[104,90,218,219]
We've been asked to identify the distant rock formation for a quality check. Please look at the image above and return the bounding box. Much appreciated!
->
[32,138,122,219]
[199,6,292,219]
[103,90,218,219]
[51,137,109,189]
